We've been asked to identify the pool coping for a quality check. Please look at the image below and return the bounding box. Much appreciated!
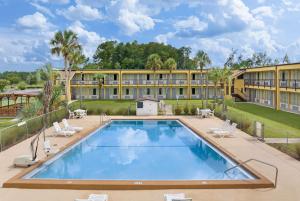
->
[3,117,274,190]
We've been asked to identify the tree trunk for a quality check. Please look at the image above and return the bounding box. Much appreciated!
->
[201,73,204,108]
[205,73,209,108]
[64,58,70,103]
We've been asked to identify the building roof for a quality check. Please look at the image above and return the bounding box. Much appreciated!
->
[0,89,42,98]
[136,97,160,102]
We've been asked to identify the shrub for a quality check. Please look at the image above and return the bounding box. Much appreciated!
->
[174,106,182,115]
[96,108,103,115]
[105,109,112,115]
[17,81,26,90]
[183,104,189,115]
[116,108,128,115]
[190,105,197,115]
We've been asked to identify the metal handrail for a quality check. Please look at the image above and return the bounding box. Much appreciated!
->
[224,158,278,188]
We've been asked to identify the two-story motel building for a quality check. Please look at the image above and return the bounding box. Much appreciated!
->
[56,63,300,114]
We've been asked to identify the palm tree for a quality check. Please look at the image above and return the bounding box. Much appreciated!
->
[208,68,222,104]
[145,54,163,98]
[69,50,87,70]
[163,58,177,99]
[50,30,81,102]
[219,68,232,111]
[194,50,211,108]
[94,74,106,100]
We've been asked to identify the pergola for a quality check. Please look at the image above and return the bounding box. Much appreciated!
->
[0,89,42,117]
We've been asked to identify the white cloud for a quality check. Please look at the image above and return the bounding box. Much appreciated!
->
[30,2,55,18]
[17,12,52,30]
[111,0,155,35]
[68,21,106,57]
[252,6,275,19]
[155,32,175,44]
[175,16,207,32]
[34,0,70,4]
[58,3,103,21]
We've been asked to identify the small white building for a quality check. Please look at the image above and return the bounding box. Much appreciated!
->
[136,98,159,116]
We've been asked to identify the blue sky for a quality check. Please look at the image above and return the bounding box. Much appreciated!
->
[1,0,300,72]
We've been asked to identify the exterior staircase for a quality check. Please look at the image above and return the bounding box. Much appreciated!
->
[232,88,248,102]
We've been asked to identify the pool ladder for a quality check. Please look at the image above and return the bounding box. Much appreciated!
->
[99,113,111,125]
[224,158,278,188]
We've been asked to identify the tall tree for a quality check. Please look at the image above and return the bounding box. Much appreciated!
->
[163,58,177,98]
[50,30,81,102]
[69,50,87,70]
[0,79,9,92]
[283,53,290,64]
[194,50,211,108]
[208,68,222,104]
[146,54,163,98]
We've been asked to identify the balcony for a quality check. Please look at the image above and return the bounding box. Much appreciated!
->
[244,79,275,88]
[279,79,300,90]
[71,79,119,85]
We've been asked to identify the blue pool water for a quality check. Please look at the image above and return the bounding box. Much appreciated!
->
[25,120,255,180]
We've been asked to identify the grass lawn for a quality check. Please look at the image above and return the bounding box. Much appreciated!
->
[70,99,208,114]
[0,118,15,129]
[229,103,300,138]
[268,143,300,160]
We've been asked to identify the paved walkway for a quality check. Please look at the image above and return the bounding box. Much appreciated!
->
[1,116,300,201]
[265,138,300,144]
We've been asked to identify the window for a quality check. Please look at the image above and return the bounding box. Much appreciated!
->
[192,74,196,80]
[191,88,196,95]
[126,88,130,95]
[147,74,150,80]
[147,88,151,95]
[81,74,84,81]
[113,88,118,95]
[159,88,162,95]
[137,101,143,108]
[93,88,97,95]
[159,74,163,79]
[113,74,118,81]
[179,88,183,95]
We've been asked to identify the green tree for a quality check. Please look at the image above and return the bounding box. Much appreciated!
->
[0,79,9,92]
[93,41,117,69]
[163,58,177,98]
[208,68,222,104]
[93,74,106,100]
[69,50,87,70]
[283,53,290,64]
[194,50,211,108]
[50,30,81,102]
[146,54,163,98]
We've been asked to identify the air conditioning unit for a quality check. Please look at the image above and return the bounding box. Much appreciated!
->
[291,105,300,112]
[157,95,166,99]
[191,95,198,99]
[91,95,98,99]
[124,95,132,99]
[110,95,119,99]
[111,81,119,85]
[280,103,288,109]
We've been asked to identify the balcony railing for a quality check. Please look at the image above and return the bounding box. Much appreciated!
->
[71,79,119,85]
[279,79,300,90]
[244,79,275,88]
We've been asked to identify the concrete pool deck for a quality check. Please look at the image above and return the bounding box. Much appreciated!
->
[0,116,300,201]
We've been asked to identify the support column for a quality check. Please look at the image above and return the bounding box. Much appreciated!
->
[0,97,2,107]
[275,67,280,110]
[119,71,122,100]
[187,71,191,99]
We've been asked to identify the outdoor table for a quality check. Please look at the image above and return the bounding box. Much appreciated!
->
[74,109,86,118]
[200,109,211,118]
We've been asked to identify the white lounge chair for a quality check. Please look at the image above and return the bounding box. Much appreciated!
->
[213,123,237,137]
[43,140,59,156]
[209,119,230,133]
[88,194,108,201]
[62,119,83,132]
[75,194,108,201]
[69,110,75,119]
[164,193,192,201]
[53,122,75,137]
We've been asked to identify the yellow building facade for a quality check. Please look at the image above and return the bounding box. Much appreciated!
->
[56,63,300,114]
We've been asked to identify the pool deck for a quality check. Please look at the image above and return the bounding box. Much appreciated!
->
[0,116,300,201]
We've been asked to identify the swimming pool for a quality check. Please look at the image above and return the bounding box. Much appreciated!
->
[5,119,273,189]
[25,120,254,180]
